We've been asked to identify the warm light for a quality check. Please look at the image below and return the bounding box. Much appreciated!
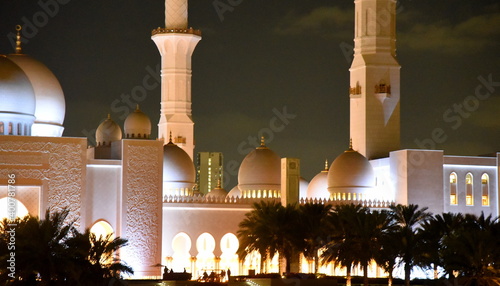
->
[482,196,489,206]
[450,194,457,205]
[450,173,457,184]
[0,198,29,220]
[90,220,115,240]
[466,195,473,206]
[466,173,473,206]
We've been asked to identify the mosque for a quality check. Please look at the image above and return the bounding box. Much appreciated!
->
[0,0,498,280]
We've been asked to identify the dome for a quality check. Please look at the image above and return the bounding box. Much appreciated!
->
[0,55,36,135]
[124,105,151,139]
[327,144,375,199]
[238,138,281,197]
[7,54,65,137]
[306,160,330,199]
[95,115,122,146]
[163,140,196,196]
[227,185,241,198]
[205,179,228,199]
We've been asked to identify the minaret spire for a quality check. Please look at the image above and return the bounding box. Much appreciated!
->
[15,25,23,54]
[152,0,201,160]
[349,0,401,159]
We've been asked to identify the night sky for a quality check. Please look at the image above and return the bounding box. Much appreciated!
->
[1,0,499,188]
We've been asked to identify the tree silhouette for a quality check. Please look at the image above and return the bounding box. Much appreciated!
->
[237,201,298,273]
[0,208,133,285]
[389,204,432,286]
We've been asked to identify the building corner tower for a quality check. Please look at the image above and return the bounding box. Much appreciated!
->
[152,0,201,159]
[349,0,401,159]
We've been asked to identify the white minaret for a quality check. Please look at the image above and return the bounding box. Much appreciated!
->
[152,0,201,159]
[349,0,401,159]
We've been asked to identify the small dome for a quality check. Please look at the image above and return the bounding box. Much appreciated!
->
[124,105,151,139]
[0,55,36,135]
[306,160,330,199]
[95,115,122,146]
[7,54,65,137]
[227,185,241,198]
[327,144,375,199]
[238,138,281,195]
[163,140,196,196]
[205,179,228,199]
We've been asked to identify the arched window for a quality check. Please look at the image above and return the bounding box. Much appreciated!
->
[220,233,239,276]
[172,232,192,272]
[449,173,457,205]
[465,173,473,206]
[196,232,216,271]
[481,174,489,206]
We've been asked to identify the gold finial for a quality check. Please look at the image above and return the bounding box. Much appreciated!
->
[348,138,353,151]
[169,131,173,143]
[15,25,22,54]
[135,104,140,111]
[216,177,222,189]
[260,136,265,147]
[107,113,111,119]
[324,159,329,171]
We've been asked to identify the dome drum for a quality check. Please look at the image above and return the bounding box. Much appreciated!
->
[0,113,35,136]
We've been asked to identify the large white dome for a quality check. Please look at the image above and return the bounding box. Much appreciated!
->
[327,145,375,200]
[238,139,281,198]
[7,54,65,137]
[163,140,196,197]
[0,55,36,135]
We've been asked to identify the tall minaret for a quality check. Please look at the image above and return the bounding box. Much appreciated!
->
[152,0,201,159]
[349,0,400,159]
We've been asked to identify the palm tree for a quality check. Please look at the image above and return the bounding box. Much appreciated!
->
[0,208,133,285]
[296,203,333,274]
[322,203,367,286]
[440,212,500,285]
[68,230,134,285]
[419,212,464,279]
[356,209,393,286]
[375,226,400,286]
[237,201,298,273]
[389,204,432,286]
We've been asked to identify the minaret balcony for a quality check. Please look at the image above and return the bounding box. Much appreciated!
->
[152,27,201,36]
[374,84,391,103]
[349,85,362,98]
[375,84,391,94]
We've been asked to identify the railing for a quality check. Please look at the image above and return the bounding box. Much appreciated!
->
[152,27,202,36]
[349,85,362,95]
[163,194,394,208]
[375,84,391,94]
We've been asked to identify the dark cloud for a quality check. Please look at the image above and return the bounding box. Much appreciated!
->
[399,11,500,54]
[273,6,353,38]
